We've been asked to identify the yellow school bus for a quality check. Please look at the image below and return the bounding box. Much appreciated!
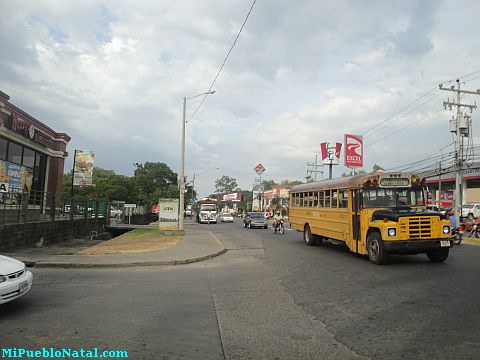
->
[289,172,453,264]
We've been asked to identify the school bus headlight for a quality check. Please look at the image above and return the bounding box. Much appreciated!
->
[443,226,450,234]
[388,228,396,237]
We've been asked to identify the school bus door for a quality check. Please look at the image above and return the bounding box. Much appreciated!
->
[349,190,361,254]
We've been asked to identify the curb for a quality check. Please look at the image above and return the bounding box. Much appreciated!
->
[459,237,480,245]
[32,248,227,269]
[30,231,227,269]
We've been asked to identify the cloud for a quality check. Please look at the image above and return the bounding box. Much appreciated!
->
[1,0,479,197]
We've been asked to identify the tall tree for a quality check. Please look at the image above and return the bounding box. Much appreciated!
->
[215,176,238,194]
[262,180,276,190]
[133,162,178,206]
[281,179,303,186]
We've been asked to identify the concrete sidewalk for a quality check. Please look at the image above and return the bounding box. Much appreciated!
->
[3,221,226,268]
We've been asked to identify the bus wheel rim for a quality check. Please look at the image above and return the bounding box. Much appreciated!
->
[369,239,379,259]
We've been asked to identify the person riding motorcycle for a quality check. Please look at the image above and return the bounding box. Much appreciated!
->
[273,211,283,230]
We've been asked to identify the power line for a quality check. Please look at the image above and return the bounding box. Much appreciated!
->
[364,92,442,140]
[361,71,480,142]
[188,0,257,123]
[361,86,438,137]
[386,142,454,171]
[367,108,443,148]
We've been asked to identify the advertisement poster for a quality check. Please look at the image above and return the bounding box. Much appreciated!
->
[0,160,33,193]
[222,193,243,202]
[73,150,95,186]
[344,134,363,167]
[320,142,342,165]
[158,198,179,230]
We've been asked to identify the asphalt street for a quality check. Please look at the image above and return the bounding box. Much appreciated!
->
[2,221,479,360]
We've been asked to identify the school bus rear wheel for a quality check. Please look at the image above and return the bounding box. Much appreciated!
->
[303,224,322,246]
[367,232,388,265]
[304,224,315,246]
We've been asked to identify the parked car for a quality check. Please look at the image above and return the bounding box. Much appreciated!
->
[243,212,268,229]
[0,255,33,305]
[461,203,480,220]
[220,213,234,223]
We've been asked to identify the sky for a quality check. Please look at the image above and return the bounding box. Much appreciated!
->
[2,0,480,198]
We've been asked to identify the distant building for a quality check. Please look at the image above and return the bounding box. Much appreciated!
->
[263,185,290,216]
[422,163,480,207]
[0,90,70,200]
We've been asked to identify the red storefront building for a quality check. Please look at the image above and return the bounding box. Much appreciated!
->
[0,90,70,200]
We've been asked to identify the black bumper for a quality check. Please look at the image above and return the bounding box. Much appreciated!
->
[384,239,452,254]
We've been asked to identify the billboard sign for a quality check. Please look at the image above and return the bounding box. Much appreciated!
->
[344,134,363,167]
[254,163,266,175]
[320,142,342,165]
[222,193,243,202]
[158,198,179,230]
[73,150,95,186]
[0,160,33,193]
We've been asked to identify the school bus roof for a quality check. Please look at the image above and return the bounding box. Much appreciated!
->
[290,171,424,193]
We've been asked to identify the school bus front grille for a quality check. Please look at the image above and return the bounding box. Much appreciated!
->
[399,217,433,239]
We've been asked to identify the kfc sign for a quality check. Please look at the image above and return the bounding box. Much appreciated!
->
[320,142,342,165]
[344,134,363,167]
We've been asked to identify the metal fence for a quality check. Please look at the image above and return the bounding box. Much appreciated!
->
[0,190,109,225]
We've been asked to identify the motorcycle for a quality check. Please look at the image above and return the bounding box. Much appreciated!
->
[273,219,285,235]
[452,224,465,245]
[465,223,480,240]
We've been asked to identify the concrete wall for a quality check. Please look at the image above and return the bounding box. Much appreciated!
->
[0,218,106,252]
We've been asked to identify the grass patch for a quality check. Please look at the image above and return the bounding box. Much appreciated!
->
[76,228,184,255]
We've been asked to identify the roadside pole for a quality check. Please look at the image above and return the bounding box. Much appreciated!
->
[440,80,479,224]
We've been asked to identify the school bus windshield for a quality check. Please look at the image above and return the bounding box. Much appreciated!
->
[362,188,425,208]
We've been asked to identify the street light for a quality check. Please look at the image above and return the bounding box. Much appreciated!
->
[191,167,220,202]
[179,90,216,230]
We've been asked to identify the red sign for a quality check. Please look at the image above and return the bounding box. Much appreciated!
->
[320,142,342,165]
[344,134,363,167]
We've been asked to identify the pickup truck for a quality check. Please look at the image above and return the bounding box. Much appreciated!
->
[461,203,480,220]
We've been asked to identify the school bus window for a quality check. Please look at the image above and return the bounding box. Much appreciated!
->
[332,189,338,208]
[310,192,315,207]
[325,190,331,208]
[313,192,318,207]
[339,190,348,208]
[318,191,324,207]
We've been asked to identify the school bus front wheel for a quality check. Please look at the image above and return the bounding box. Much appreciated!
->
[367,231,389,265]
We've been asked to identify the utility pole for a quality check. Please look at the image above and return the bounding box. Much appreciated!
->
[440,79,479,223]
[306,155,323,182]
[438,160,442,208]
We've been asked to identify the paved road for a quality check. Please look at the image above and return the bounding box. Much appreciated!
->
[2,221,479,359]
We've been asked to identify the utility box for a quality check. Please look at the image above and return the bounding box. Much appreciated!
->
[449,115,470,136]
